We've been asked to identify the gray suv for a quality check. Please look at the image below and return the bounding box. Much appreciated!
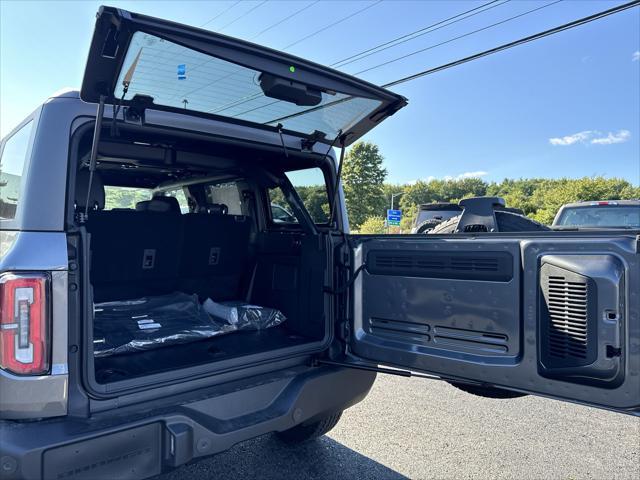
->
[1,7,638,480]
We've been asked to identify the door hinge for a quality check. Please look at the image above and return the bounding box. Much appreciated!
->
[337,321,349,341]
[311,358,487,386]
[123,94,154,124]
[301,130,327,151]
[312,358,439,380]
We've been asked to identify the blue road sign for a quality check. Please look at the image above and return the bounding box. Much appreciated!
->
[387,209,402,227]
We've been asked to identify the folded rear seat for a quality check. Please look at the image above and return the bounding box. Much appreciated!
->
[76,172,182,302]
[76,171,252,303]
[180,203,251,300]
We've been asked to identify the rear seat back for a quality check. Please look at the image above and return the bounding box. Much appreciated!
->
[180,208,251,300]
[86,196,182,302]
[79,171,252,302]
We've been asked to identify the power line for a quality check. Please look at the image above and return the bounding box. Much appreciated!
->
[223,0,557,117]
[217,0,269,32]
[281,0,384,50]
[382,0,640,88]
[200,1,242,28]
[250,1,320,40]
[178,0,380,109]
[330,0,508,68]
[209,0,506,114]
[262,0,640,126]
[354,0,563,76]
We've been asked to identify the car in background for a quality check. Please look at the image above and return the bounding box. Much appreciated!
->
[552,200,640,229]
[271,203,297,223]
[411,203,462,233]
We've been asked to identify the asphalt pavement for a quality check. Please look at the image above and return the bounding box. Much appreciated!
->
[157,375,639,479]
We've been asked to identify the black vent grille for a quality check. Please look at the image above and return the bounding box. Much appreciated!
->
[540,262,596,369]
[546,276,589,360]
[450,257,499,271]
[367,251,513,281]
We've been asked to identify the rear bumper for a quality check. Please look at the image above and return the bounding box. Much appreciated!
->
[0,366,375,480]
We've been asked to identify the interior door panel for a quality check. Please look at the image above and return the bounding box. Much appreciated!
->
[350,234,639,414]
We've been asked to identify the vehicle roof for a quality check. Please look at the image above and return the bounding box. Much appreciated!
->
[48,88,81,100]
[560,200,640,208]
[418,203,462,210]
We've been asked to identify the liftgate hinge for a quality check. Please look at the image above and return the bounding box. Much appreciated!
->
[311,358,448,380]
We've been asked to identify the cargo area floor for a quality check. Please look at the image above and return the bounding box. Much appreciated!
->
[94,326,312,384]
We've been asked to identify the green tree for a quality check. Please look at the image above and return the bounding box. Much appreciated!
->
[104,187,151,210]
[486,178,548,216]
[358,215,387,234]
[342,141,388,228]
[530,177,638,224]
[297,185,330,222]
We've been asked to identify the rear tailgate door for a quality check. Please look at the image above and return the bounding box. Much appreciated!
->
[348,233,640,415]
[80,6,407,146]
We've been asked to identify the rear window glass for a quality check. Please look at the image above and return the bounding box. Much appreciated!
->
[206,182,243,215]
[104,186,152,210]
[556,205,640,228]
[116,32,382,141]
[0,121,33,220]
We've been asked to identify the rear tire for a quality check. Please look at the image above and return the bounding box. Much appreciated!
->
[427,215,461,234]
[415,219,442,233]
[276,411,343,444]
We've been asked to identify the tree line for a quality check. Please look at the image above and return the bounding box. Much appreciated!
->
[331,141,639,233]
[101,140,639,232]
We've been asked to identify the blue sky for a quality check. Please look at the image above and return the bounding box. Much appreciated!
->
[1,0,638,185]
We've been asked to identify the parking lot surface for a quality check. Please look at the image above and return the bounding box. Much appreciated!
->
[158,374,640,479]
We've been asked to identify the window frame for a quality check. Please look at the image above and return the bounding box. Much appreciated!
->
[264,165,334,230]
[0,112,39,230]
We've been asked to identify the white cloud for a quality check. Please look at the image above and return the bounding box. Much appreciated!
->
[450,171,488,180]
[549,130,593,146]
[590,129,631,145]
[549,130,631,146]
[633,51,640,62]
[408,171,488,184]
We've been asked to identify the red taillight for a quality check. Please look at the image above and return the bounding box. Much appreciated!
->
[0,273,50,375]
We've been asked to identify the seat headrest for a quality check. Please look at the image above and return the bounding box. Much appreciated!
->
[207,203,228,215]
[136,196,181,214]
[75,170,105,211]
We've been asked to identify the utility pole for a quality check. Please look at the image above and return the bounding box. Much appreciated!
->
[388,192,403,233]
[390,192,403,211]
